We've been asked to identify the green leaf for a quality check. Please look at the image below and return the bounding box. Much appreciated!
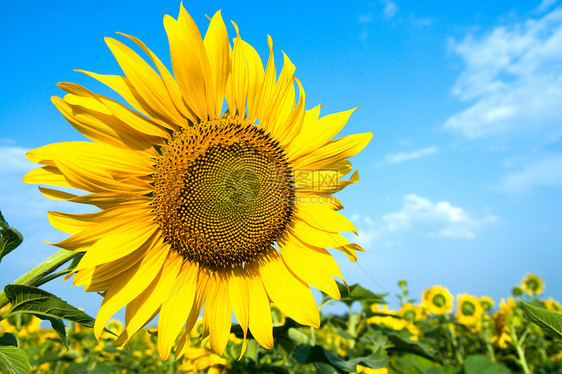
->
[287,328,310,345]
[463,355,510,374]
[0,346,31,374]
[294,344,388,372]
[520,300,562,340]
[0,212,23,263]
[3,285,115,338]
[336,282,385,309]
[0,333,17,348]
[385,331,436,361]
[35,314,68,348]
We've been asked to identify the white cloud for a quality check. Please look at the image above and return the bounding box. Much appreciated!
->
[383,1,399,19]
[496,154,562,193]
[382,195,496,238]
[444,7,562,139]
[385,146,437,164]
[0,146,33,174]
[357,12,373,24]
[350,195,497,246]
[536,0,558,14]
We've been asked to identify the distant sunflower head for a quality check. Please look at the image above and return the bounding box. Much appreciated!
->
[480,296,495,311]
[23,4,371,359]
[422,285,453,315]
[455,294,484,328]
[521,273,544,296]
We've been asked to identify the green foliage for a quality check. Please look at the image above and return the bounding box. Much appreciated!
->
[0,333,18,347]
[521,301,562,341]
[463,355,510,374]
[2,284,114,347]
[0,334,30,374]
[0,212,23,263]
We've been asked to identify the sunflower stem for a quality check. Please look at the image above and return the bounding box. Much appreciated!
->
[0,248,77,309]
[510,323,531,374]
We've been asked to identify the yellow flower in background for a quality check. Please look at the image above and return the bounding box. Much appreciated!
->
[368,304,419,339]
[356,365,388,374]
[399,303,424,322]
[23,4,371,359]
[490,297,516,348]
[521,273,544,295]
[455,294,484,331]
[479,296,495,312]
[545,298,562,313]
[422,286,453,315]
[0,304,42,338]
[177,341,231,374]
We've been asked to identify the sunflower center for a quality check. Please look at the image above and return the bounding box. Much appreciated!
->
[152,117,294,269]
[461,301,476,316]
[432,294,446,308]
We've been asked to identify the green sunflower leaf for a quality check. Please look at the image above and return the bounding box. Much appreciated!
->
[0,212,23,263]
[0,333,17,348]
[520,300,562,341]
[2,285,116,340]
[0,345,31,374]
[463,354,510,374]
[335,282,385,309]
[294,344,388,372]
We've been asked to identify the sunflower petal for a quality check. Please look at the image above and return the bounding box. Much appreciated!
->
[158,260,199,360]
[280,238,343,300]
[94,237,170,338]
[259,249,320,328]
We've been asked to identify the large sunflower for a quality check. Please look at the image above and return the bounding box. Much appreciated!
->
[23,5,371,359]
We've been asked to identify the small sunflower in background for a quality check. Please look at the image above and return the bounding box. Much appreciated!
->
[544,298,562,313]
[455,294,484,331]
[23,4,371,359]
[479,296,495,312]
[398,303,424,322]
[521,273,544,296]
[490,297,517,349]
[422,286,453,315]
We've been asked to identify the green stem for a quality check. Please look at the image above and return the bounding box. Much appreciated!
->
[510,324,531,374]
[0,249,77,310]
[445,317,464,365]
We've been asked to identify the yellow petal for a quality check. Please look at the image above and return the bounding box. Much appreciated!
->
[290,220,349,249]
[280,238,343,300]
[116,33,196,123]
[73,218,158,270]
[163,5,212,120]
[293,132,373,169]
[38,187,77,201]
[77,70,176,130]
[105,37,186,127]
[119,252,184,344]
[229,269,249,359]
[204,10,231,118]
[246,262,273,349]
[295,203,357,235]
[205,273,232,356]
[23,166,69,187]
[94,237,170,338]
[287,107,358,160]
[48,209,117,235]
[259,249,320,328]
[58,82,170,139]
[158,260,199,360]
[54,205,153,251]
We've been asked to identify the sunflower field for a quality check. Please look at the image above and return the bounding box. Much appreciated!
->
[1,3,562,374]
[1,269,562,373]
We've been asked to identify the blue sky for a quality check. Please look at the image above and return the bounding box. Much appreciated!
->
[1,0,561,319]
